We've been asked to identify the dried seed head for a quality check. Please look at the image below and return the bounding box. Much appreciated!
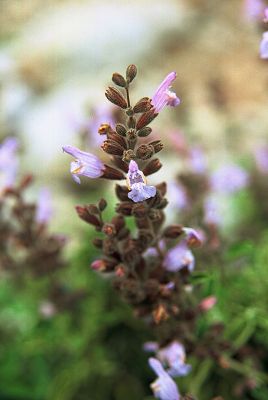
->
[163,224,183,239]
[98,123,111,135]
[136,144,154,160]
[105,86,128,109]
[101,140,124,156]
[137,126,152,137]
[133,97,152,113]
[112,72,126,87]
[126,64,137,83]
[102,165,125,180]
[115,123,127,136]
[143,158,162,176]
[136,109,158,130]
[122,149,135,162]
[149,140,164,154]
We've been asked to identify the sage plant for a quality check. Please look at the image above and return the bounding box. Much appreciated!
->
[63,66,224,399]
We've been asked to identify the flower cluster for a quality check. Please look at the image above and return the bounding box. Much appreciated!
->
[63,66,228,399]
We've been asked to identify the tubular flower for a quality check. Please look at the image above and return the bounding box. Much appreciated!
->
[149,357,180,400]
[163,240,195,272]
[62,145,105,184]
[0,137,19,189]
[260,32,268,59]
[126,160,156,202]
[151,72,180,113]
[158,341,192,378]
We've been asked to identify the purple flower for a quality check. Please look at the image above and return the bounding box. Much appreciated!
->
[264,8,268,22]
[183,227,203,247]
[144,342,159,353]
[151,72,180,113]
[254,146,268,173]
[204,195,222,226]
[36,188,53,224]
[243,0,264,21]
[149,358,180,400]
[126,160,156,202]
[0,137,19,189]
[62,145,105,184]
[158,341,192,378]
[163,240,195,272]
[260,32,268,59]
[168,182,188,211]
[210,164,249,194]
[189,147,206,174]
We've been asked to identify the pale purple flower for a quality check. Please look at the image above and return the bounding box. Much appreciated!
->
[0,137,19,189]
[264,8,268,22]
[210,164,249,194]
[163,240,195,272]
[260,32,268,59]
[149,358,180,400]
[189,147,206,174]
[126,160,156,202]
[158,341,192,378]
[36,188,53,224]
[254,146,268,173]
[204,195,221,226]
[182,227,203,247]
[144,342,159,353]
[243,0,264,21]
[151,72,180,113]
[86,104,115,147]
[62,145,105,184]
[168,182,188,211]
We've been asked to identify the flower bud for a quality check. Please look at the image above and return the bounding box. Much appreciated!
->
[102,165,125,180]
[98,198,107,211]
[133,97,152,113]
[136,144,154,160]
[75,206,101,227]
[112,72,126,87]
[143,158,162,176]
[149,140,163,154]
[101,139,124,156]
[102,223,116,236]
[115,123,127,136]
[116,201,133,216]
[92,238,103,248]
[137,126,152,137]
[98,123,111,135]
[136,109,157,130]
[115,184,129,201]
[122,149,135,162]
[163,224,183,239]
[105,86,127,109]
[126,64,137,83]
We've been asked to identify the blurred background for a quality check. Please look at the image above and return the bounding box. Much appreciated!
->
[0,0,268,399]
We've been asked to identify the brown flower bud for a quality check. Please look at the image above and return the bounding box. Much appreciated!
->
[155,182,167,196]
[112,157,129,173]
[87,204,99,214]
[116,202,133,216]
[143,158,162,176]
[136,144,154,160]
[115,123,127,136]
[75,206,101,227]
[112,72,126,87]
[136,109,158,130]
[105,86,127,109]
[163,224,183,239]
[111,215,125,231]
[102,165,125,180]
[102,223,116,237]
[98,123,112,135]
[122,149,135,162]
[117,227,130,240]
[138,229,154,247]
[106,132,127,149]
[157,198,168,209]
[135,217,150,229]
[115,185,130,201]
[133,97,152,113]
[149,140,163,154]
[98,198,107,211]
[137,126,152,137]
[101,139,124,156]
[126,64,137,83]
[132,203,147,218]
[153,304,169,324]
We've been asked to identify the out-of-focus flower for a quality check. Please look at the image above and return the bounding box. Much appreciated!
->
[210,164,249,194]
[254,146,268,173]
[183,227,203,247]
[126,160,156,202]
[36,188,53,224]
[0,137,19,190]
[144,341,159,353]
[264,8,268,21]
[189,147,207,174]
[163,241,195,272]
[62,145,105,184]
[199,296,217,311]
[204,195,221,226]
[243,0,264,21]
[39,300,56,319]
[260,32,268,59]
[168,182,188,211]
[158,341,192,378]
[168,131,188,155]
[149,357,180,400]
[151,72,180,113]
